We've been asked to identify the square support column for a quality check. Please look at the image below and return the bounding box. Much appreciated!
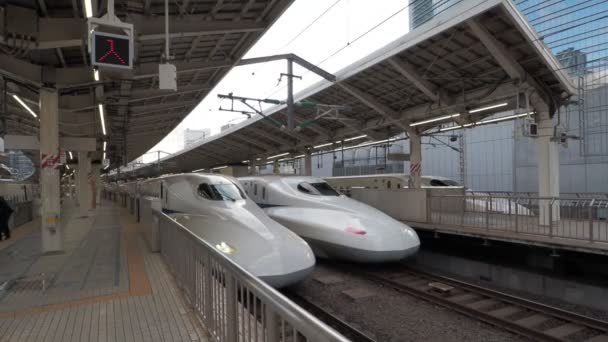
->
[91,164,101,209]
[408,130,422,189]
[536,111,560,225]
[39,88,62,253]
[273,160,279,174]
[78,152,91,217]
[304,151,312,176]
[248,159,256,175]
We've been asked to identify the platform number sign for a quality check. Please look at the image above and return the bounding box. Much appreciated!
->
[91,32,132,69]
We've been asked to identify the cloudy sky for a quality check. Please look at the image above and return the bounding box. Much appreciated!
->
[142,0,410,163]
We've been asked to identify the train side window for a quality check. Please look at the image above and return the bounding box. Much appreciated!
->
[262,187,266,200]
[387,181,392,189]
[397,183,401,189]
[254,184,258,196]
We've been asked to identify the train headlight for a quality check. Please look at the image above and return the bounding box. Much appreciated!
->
[344,227,366,235]
[216,241,236,254]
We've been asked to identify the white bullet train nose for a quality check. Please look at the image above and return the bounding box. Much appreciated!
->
[174,213,315,288]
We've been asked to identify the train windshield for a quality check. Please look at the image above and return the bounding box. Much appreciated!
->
[297,182,339,196]
[430,179,461,187]
[197,182,246,201]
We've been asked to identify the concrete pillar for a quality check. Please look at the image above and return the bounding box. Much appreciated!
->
[408,130,422,189]
[248,159,256,175]
[273,160,279,174]
[78,152,91,216]
[304,151,312,176]
[39,88,62,253]
[90,164,101,209]
[536,111,560,224]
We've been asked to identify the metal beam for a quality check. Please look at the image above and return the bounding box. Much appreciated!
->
[337,83,409,130]
[388,57,449,104]
[238,54,336,82]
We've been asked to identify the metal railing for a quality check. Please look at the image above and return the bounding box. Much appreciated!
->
[429,194,608,243]
[155,210,349,342]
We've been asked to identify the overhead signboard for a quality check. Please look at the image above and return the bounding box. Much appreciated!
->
[91,32,132,69]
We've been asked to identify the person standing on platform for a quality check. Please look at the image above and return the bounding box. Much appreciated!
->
[0,196,13,241]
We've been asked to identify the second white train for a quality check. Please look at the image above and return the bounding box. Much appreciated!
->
[239,175,420,262]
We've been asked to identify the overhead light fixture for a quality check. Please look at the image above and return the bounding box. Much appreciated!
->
[314,142,333,149]
[83,0,93,18]
[193,168,206,172]
[277,158,288,162]
[468,102,508,114]
[12,95,37,118]
[211,165,228,170]
[103,152,106,161]
[98,104,106,135]
[267,152,290,159]
[439,112,534,132]
[69,151,74,160]
[344,135,367,142]
[294,154,305,158]
[410,113,460,127]
[93,68,99,81]
[241,160,249,163]
[103,141,107,152]
[66,164,70,170]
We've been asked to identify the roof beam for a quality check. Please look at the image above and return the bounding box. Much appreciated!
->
[387,57,449,104]
[336,83,409,131]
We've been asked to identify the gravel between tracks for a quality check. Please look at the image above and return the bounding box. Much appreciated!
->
[288,262,530,342]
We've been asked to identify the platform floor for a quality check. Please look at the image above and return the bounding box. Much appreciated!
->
[0,201,208,342]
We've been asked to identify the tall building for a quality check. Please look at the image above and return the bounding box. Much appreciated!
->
[409,0,434,31]
[184,128,211,147]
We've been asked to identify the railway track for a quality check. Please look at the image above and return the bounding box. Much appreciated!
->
[282,290,377,342]
[357,266,608,342]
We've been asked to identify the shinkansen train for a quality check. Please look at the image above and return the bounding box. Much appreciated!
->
[238,175,420,262]
[136,173,315,287]
[325,174,531,215]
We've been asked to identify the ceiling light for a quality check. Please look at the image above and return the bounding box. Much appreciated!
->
[267,152,289,159]
[66,164,70,170]
[83,0,93,18]
[344,135,367,142]
[103,152,106,161]
[410,113,460,127]
[241,160,249,163]
[12,95,37,118]
[314,142,333,149]
[439,124,473,132]
[93,69,99,81]
[478,112,534,124]
[98,104,106,135]
[468,102,508,114]
[69,151,73,160]
[193,168,205,172]
[103,164,110,170]
[294,154,305,158]
[103,141,107,152]
[211,165,228,170]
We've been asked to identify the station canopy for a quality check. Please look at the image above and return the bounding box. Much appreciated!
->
[113,0,576,179]
[0,0,293,167]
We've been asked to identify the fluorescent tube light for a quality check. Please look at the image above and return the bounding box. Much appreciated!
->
[410,113,459,127]
[83,0,93,18]
[12,95,37,118]
[468,102,508,114]
[344,135,367,142]
[267,152,289,159]
[99,104,106,135]
[314,142,333,149]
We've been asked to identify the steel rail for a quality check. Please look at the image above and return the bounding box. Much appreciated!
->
[356,266,608,342]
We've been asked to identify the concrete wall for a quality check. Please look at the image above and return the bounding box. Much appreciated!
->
[350,188,429,222]
[415,250,608,311]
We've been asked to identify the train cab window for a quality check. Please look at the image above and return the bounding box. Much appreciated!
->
[430,179,461,187]
[297,182,339,196]
[197,182,246,201]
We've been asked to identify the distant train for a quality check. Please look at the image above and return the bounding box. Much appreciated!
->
[135,173,315,287]
[238,175,420,262]
[325,174,531,215]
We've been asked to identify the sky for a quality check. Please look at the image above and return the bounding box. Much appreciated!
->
[141,0,410,163]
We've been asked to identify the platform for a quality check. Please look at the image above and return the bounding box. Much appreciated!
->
[0,201,208,342]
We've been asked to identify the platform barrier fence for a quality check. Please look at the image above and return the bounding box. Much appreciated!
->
[155,210,348,342]
[429,194,608,243]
